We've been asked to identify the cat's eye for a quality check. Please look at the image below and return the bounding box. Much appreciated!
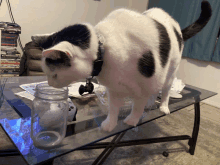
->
[52,74,57,79]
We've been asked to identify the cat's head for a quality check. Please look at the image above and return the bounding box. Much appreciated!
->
[32,23,99,88]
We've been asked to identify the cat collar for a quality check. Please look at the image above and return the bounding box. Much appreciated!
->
[91,34,105,77]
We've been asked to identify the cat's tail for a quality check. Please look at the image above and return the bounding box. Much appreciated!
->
[181,1,212,42]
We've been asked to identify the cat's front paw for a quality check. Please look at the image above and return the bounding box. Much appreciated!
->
[160,106,170,114]
[124,114,140,126]
[101,118,117,132]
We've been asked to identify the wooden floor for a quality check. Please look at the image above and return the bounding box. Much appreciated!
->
[0,102,220,165]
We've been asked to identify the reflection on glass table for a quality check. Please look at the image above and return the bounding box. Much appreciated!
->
[0,76,217,165]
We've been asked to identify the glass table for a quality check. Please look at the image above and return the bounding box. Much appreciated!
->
[0,76,217,165]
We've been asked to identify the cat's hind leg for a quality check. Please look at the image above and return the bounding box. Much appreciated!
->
[101,89,124,132]
[160,64,180,114]
[124,96,149,126]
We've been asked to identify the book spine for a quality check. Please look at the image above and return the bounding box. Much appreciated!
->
[1,61,20,65]
[1,55,20,59]
[1,42,17,45]
[1,43,17,46]
[0,65,20,69]
[1,30,21,34]
[2,38,17,42]
[0,74,19,77]
[0,59,20,62]
[1,34,18,38]
[2,32,19,37]
[1,70,20,74]
[1,68,20,72]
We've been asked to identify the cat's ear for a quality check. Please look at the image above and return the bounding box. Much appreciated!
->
[31,32,57,49]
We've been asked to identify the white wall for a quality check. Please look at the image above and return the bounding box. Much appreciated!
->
[0,0,148,53]
[177,57,220,108]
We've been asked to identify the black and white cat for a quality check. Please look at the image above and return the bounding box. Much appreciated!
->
[32,1,212,132]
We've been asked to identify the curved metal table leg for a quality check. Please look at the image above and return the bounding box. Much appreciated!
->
[188,102,200,155]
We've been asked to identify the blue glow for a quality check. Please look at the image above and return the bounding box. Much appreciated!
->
[0,117,59,159]
[0,117,33,155]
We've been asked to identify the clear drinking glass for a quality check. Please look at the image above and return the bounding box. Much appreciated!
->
[31,82,69,149]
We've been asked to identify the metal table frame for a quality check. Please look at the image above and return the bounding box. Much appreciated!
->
[0,101,201,165]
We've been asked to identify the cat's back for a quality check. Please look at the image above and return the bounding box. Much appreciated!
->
[95,8,158,51]
[101,8,143,21]
[95,8,154,32]
[143,7,182,34]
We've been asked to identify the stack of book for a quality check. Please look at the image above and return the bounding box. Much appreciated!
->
[0,22,21,77]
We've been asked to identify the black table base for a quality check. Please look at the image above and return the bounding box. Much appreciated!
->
[0,102,200,165]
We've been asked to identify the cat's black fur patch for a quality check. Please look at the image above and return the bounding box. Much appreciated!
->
[173,27,183,51]
[36,24,91,50]
[152,19,171,68]
[138,51,155,78]
[45,51,71,71]
[53,24,91,50]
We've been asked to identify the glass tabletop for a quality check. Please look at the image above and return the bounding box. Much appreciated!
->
[0,76,217,165]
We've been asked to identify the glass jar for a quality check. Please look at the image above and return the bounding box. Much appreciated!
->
[31,82,69,149]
